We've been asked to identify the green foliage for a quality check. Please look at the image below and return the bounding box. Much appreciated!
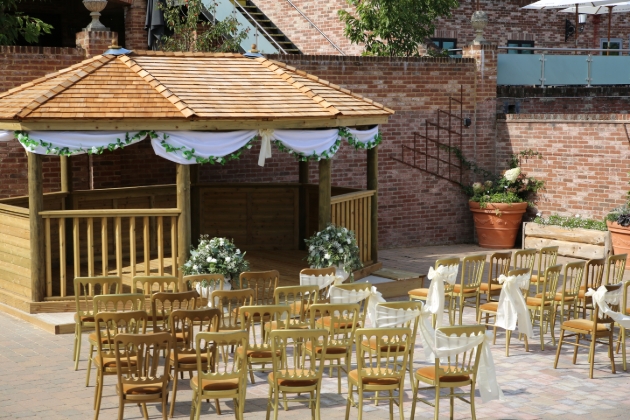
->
[182,236,249,279]
[0,0,52,45]
[338,0,459,57]
[534,214,608,232]
[159,0,248,53]
[305,224,362,278]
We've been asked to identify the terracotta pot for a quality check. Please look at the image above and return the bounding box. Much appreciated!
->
[607,220,630,255]
[469,201,528,249]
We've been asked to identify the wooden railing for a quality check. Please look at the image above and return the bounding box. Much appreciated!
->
[0,203,31,300]
[40,209,180,298]
[331,190,375,264]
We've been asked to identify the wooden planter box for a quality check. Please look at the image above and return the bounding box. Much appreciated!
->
[522,222,611,260]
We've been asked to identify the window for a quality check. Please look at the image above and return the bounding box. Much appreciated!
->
[431,38,458,57]
[601,38,623,55]
[507,40,534,54]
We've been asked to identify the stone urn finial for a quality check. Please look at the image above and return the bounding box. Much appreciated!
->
[471,10,488,45]
[83,0,109,31]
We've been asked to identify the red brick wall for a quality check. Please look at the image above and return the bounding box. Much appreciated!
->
[76,31,118,57]
[496,114,630,220]
[125,0,148,51]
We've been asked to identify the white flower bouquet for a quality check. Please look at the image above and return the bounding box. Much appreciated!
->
[305,224,362,279]
[182,236,249,285]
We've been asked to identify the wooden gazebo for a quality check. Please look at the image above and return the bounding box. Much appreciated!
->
[0,51,393,314]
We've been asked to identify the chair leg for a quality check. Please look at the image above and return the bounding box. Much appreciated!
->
[550,307,556,346]
[433,385,440,420]
[357,388,363,420]
[622,327,627,372]
[470,382,477,420]
[554,329,565,369]
[449,387,454,420]
[589,332,597,379]
[142,402,149,420]
[273,385,280,420]
[388,390,393,420]
[316,384,322,420]
[163,393,168,420]
[458,297,464,326]
[506,330,511,357]
[86,344,94,387]
[94,372,104,420]
[539,308,545,351]
[215,399,222,415]
[345,384,352,420]
[118,395,125,420]
[609,330,616,375]
[170,367,179,418]
[410,379,418,420]
[573,333,580,364]
[73,323,79,362]
[398,387,404,420]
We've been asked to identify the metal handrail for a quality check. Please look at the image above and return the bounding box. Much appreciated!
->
[231,1,288,54]
[284,0,345,55]
[498,46,629,52]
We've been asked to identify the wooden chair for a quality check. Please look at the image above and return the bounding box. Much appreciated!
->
[133,275,179,294]
[345,327,411,420]
[266,285,319,331]
[210,288,254,331]
[410,325,485,420]
[114,332,172,420]
[235,270,279,306]
[300,266,337,303]
[479,252,511,303]
[618,281,630,371]
[184,273,225,306]
[576,258,605,319]
[554,283,622,378]
[526,264,562,350]
[238,304,291,383]
[93,310,148,420]
[73,276,122,371]
[511,248,537,274]
[327,282,376,328]
[530,246,559,294]
[408,257,460,322]
[190,331,249,420]
[87,293,146,387]
[150,290,198,334]
[168,308,221,418]
[306,303,360,394]
[604,254,627,285]
[478,268,531,356]
[548,261,585,330]
[266,329,329,420]
[450,254,486,325]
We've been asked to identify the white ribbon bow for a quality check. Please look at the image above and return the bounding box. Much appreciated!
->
[299,274,342,290]
[585,284,630,328]
[374,305,421,328]
[328,285,385,326]
[424,265,459,327]
[257,128,275,167]
[495,273,534,338]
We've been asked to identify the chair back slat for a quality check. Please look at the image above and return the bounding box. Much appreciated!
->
[236,270,279,306]
[434,325,485,379]
[512,249,537,274]
[170,308,221,354]
[562,261,586,301]
[195,330,248,382]
[274,285,319,324]
[210,288,254,330]
[605,254,627,285]
[435,257,460,293]
[114,332,172,392]
[93,293,145,315]
[310,303,359,349]
[460,254,486,289]
[240,305,291,350]
[539,264,563,301]
[269,329,328,384]
[488,252,512,288]
[355,327,411,382]
[133,275,179,295]
[95,310,148,360]
[151,291,198,332]
[536,246,559,278]
[329,283,373,325]
[300,267,337,301]
[74,276,123,317]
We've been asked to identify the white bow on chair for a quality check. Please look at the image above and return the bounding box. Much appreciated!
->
[257,128,275,167]
[496,273,534,338]
[328,285,385,326]
[585,284,630,328]
[424,265,458,327]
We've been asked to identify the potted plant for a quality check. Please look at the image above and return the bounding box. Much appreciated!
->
[182,235,249,296]
[305,224,363,281]
[467,153,544,249]
[606,205,630,255]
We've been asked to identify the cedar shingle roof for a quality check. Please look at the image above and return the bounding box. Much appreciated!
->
[0,51,393,130]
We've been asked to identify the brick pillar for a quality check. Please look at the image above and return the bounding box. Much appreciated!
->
[125,0,148,51]
[463,44,498,172]
[76,30,118,57]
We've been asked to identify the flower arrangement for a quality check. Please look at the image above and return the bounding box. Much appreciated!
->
[605,177,630,227]
[182,236,249,284]
[305,224,363,279]
[467,151,544,208]
[534,213,607,231]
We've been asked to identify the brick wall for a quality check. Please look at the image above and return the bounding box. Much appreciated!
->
[125,0,148,51]
[496,114,630,220]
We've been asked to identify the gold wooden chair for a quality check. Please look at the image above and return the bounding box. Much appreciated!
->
[300,267,337,303]
[548,261,585,330]
[210,288,254,331]
[87,293,146,387]
[511,248,537,274]
[530,246,559,294]
[618,281,630,371]
[190,330,249,420]
[150,290,198,334]
[235,270,279,306]
[306,303,360,394]
[184,273,225,307]
[114,332,173,420]
[133,275,179,294]
[266,329,329,420]
[345,327,411,420]
[576,258,605,319]
[327,282,375,328]
[408,257,459,323]
[410,325,485,420]
[450,254,486,325]
[526,264,562,350]
[604,254,627,285]
[168,308,221,418]
[73,276,122,371]
[266,285,319,332]
[479,252,511,303]
[554,283,622,378]
[238,304,291,383]
[93,310,148,420]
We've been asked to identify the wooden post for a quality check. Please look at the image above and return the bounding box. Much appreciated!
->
[60,156,70,193]
[367,146,379,262]
[28,153,45,302]
[298,161,309,249]
[318,159,331,231]
[190,165,200,245]
[176,164,191,284]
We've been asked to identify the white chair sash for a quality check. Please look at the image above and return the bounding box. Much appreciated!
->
[425,265,459,327]
[328,285,385,325]
[585,284,630,328]
[299,274,342,290]
[374,304,421,328]
[495,273,534,338]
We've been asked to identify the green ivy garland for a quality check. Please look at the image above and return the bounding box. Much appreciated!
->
[274,137,341,162]
[339,127,382,150]
[158,133,255,165]
[15,130,156,156]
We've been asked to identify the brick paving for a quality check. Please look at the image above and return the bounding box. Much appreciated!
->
[3,245,630,419]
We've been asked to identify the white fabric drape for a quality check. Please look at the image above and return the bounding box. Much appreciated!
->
[585,284,630,328]
[257,128,274,166]
[374,304,422,328]
[16,131,147,155]
[152,130,256,164]
[495,273,534,338]
[0,130,15,142]
[328,285,385,325]
[273,129,339,155]
[424,265,459,327]
[346,126,379,147]
[299,274,342,290]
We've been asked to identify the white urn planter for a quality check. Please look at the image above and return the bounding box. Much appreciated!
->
[335,265,350,282]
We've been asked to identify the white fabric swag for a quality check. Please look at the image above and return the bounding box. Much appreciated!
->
[12,131,146,155]
[374,304,422,328]
[153,130,256,164]
[299,274,343,290]
[585,284,630,328]
[346,126,379,146]
[495,273,534,338]
[328,285,385,325]
[424,265,459,327]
